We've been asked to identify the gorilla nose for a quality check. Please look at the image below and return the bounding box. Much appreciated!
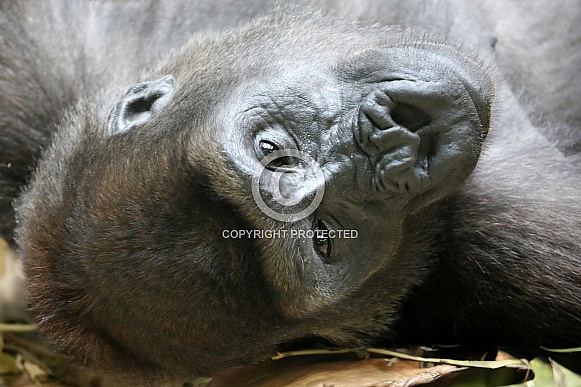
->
[351,46,494,195]
[357,83,430,133]
[355,78,486,152]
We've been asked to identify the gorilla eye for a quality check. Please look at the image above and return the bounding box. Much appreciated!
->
[313,220,332,261]
[258,139,278,157]
[257,139,299,169]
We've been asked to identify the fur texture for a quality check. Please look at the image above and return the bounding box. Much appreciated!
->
[0,1,579,385]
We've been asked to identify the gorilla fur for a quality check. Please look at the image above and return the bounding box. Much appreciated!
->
[0,0,580,385]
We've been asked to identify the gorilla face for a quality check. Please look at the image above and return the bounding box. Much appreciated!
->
[17,11,493,380]
[217,41,493,311]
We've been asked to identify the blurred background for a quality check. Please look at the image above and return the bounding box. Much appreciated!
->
[0,239,27,324]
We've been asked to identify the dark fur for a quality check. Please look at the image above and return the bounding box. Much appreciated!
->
[0,0,580,385]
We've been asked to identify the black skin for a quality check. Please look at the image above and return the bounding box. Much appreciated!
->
[0,0,580,385]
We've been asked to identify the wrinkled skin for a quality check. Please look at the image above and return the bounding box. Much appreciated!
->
[0,0,580,385]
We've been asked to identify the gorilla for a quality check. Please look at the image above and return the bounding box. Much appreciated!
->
[0,0,580,385]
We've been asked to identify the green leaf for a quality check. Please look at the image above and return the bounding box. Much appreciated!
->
[550,358,581,387]
[0,351,19,375]
[541,347,581,354]
[504,357,581,387]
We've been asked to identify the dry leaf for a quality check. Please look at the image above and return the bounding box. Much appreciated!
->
[210,355,466,387]
[15,354,50,384]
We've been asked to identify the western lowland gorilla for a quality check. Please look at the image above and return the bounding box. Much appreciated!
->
[1,0,580,385]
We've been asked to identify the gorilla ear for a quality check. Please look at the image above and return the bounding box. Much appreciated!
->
[107,75,175,136]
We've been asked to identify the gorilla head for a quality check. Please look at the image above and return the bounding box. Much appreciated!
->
[16,10,493,383]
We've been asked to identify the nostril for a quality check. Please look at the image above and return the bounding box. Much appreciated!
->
[390,103,430,132]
